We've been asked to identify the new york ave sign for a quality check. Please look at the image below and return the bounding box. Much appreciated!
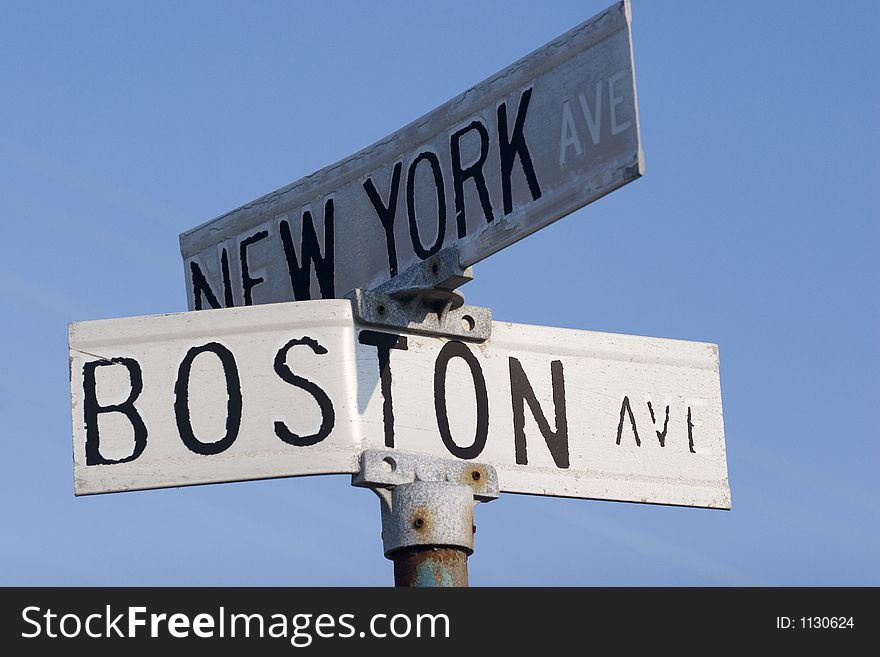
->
[180,1,643,310]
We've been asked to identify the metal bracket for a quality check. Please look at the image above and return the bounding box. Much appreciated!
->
[352,449,499,558]
[347,246,492,342]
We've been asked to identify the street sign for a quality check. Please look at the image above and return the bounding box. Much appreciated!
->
[69,300,729,509]
[180,0,643,311]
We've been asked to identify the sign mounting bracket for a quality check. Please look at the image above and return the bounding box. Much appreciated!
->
[352,449,499,587]
[347,245,492,342]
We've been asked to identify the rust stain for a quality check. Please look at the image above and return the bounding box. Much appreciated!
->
[411,504,431,531]
[460,466,486,492]
[392,547,468,587]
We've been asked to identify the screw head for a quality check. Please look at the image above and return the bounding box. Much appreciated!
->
[412,517,425,529]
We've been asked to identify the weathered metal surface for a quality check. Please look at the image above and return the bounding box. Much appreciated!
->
[393,548,469,588]
[353,450,499,556]
[348,246,492,342]
[369,246,473,306]
[179,0,642,311]
[384,482,477,555]
[353,449,500,502]
[69,299,729,510]
[350,288,492,343]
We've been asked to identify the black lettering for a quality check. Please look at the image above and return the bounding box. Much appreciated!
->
[279,199,336,300]
[434,341,488,460]
[647,401,670,447]
[239,230,268,306]
[687,406,696,453]
[406,151,446,259]
[174,342,242,455]
[358,330,408,448]
[273,337,335,446]
[497,87,542,215]
[363,162,402,278]
[83,358,148,465]
[189,260,221,310]
[509,357,569,468]
[615,395,640,446]
[450,120,494,237]
[190,251,236,310]
[220,247,234,307]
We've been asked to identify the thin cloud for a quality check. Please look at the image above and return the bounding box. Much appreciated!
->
[2,137,190,228]
[550,505,766,585]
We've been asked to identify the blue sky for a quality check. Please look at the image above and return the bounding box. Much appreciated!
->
[1,0,877,585]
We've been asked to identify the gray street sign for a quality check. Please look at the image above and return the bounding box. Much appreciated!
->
[180,0,643,310]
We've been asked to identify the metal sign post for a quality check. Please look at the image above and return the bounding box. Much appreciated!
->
[67,1,732,588]
[350,250,495,587]
[353,450,499,587]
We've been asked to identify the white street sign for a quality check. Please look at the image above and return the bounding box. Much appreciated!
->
[180,0,643,310]
[69,300,730,509]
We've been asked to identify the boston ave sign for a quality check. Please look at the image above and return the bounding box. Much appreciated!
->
[69,300,730,509]
[180,1,643,310]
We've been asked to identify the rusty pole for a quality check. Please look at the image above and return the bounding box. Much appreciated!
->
[352,449,498,588]
[392,547,469,587]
